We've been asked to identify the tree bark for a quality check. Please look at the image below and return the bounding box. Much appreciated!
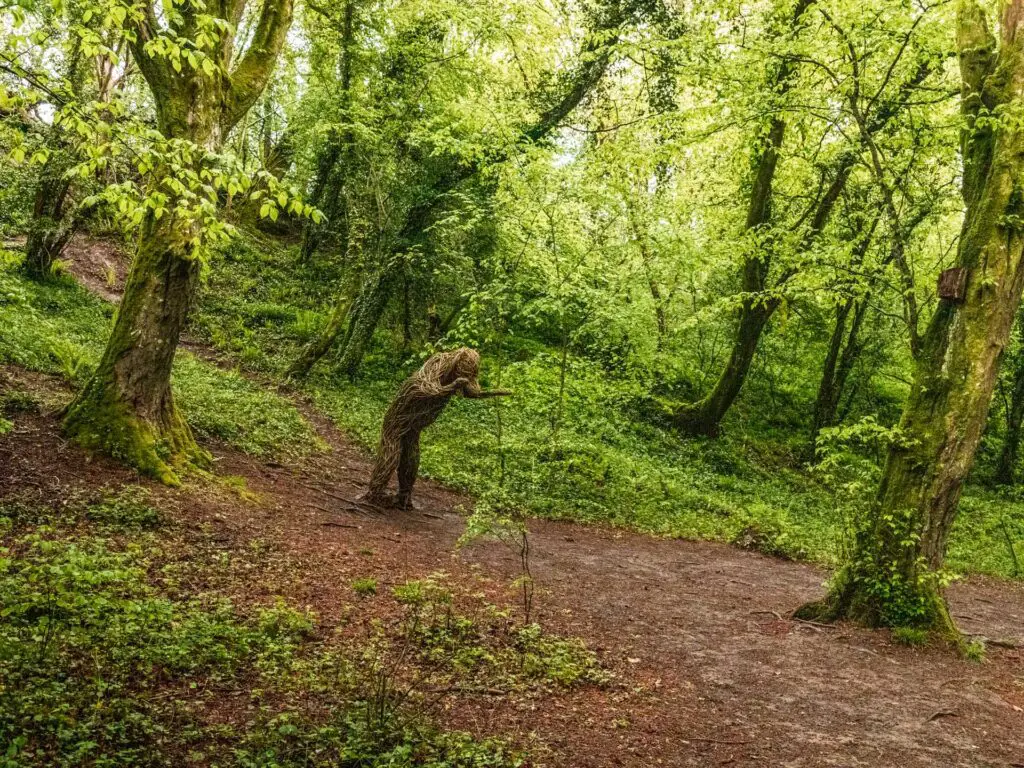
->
[808,298,869,454]
[63,0,294,483]
[797,0,1024,637]
[995,372,1024,485]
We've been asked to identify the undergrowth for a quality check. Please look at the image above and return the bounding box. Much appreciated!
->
[0,489,604,766]
[183,234,1024,581]
[0,250,320,461]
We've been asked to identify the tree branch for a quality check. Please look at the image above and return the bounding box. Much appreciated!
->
[223,0,294,133]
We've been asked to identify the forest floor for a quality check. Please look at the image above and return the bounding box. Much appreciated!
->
[2,239,1023,766]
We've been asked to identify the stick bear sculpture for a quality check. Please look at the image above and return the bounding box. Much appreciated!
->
[364,347,511,509]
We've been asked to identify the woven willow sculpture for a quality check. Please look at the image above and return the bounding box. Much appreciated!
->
[364,347,511,508]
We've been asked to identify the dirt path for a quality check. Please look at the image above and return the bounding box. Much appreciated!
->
[3,380,1022,768]
[6,240,1023,766]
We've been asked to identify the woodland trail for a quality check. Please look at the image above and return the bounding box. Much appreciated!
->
[3,240,1023,766]
[3,376,1024,768]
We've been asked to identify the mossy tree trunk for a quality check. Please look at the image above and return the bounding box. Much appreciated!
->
[299,0,356,263]
[798,0,1024,636]
[63,0,294,483]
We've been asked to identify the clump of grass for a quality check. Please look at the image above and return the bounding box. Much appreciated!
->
[891,626,930,647]
[86,486,164,530]
[352,576,379,596]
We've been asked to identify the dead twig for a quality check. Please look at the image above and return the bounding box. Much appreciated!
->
[424,685,508,696]
[683,736,753,746]
[792,617,837,630]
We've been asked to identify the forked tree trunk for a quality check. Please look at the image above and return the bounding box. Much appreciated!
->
[797,0,1024,637]
[63,0,294,483]
[808,298,868,455]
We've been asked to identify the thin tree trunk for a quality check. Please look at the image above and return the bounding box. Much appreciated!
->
[286,297,353,379]
[995,349,1024,484]
[22,151,77,280]
[673,0,813,437]
[22,44,84,280]
[808,216,881,454]
[300,0,355,262]
[337,268,394,379]
[809,298,870,454]
[797,0,1024,637]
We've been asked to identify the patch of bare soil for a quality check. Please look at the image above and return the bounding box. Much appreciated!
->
[58,233,129,301]
[2,365,1023,768]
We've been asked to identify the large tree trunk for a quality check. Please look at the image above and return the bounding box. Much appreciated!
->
[63,0,294,482]
[63,213,209,483]
[797,0,1024,637]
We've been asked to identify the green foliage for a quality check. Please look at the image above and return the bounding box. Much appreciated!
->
[0,259,320,461]
[387,575,607,691]
[0,500,523,767]
[891,627,930,647]
[351,577,378,596]
[0,531,308,766]
[86,486,164,531]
